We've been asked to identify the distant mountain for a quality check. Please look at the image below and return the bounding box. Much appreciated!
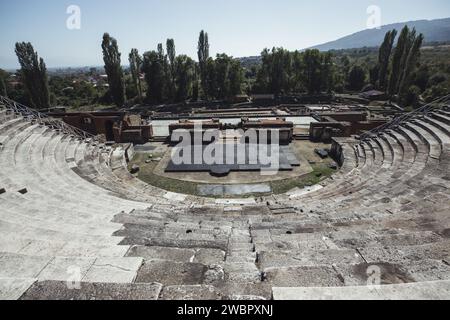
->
[310,18,450,51]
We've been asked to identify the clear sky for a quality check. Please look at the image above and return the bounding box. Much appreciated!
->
[0,0,449,69]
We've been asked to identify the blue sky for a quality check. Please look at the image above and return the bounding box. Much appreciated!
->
[0,0,449,69]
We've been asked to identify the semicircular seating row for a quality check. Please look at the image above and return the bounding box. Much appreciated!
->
[0,104,450,300]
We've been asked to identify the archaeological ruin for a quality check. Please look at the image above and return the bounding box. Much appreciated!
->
[0,94,450,300]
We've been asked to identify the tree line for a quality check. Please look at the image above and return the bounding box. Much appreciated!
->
[9,30,245,109]
[103,30,244,106]
[252,48,334,95]
[5,26,446,110]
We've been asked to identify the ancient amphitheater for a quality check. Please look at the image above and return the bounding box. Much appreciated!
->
[1,95,450,300]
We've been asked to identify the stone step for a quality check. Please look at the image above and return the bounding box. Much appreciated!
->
[0,252,143,283]
[120,236,228,252]
[20,280,162,300]
[0,278,37,300]
[127,245,225,265]
[272,280,450,300]
[224,262,262,283]
[258,249,364,270]
[135,259,218,286]
[357,240,450,264]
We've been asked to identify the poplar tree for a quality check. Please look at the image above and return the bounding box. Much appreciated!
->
[142,50,166,103]
[14,42,50,109]
[129,48,143,103]
[396,28,417,94]
[174,55,194,102]
[101,33,126,107]
[398,34,424,100]
[388,26,409,96]
[197,30,210,99]
[378,29,397,90]
[166,39,177,101]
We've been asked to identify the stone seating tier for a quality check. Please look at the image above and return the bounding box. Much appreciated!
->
[0,106,449,300]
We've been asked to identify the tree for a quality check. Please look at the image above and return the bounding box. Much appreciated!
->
[398,33,424,101]
[14,42,50,109]
[0,69,7,97]
[340,55,351,76]
[197,30,210,99]
[369,64,380,85]
[228,59,244,96]
[388,26,409,96]
[321,52,334,93]
[254,48,335,95]
[255,48,293,95]
[192,63,200,101]
[0,78,6,97]
[377,29,397,90]
[204,57,217,99]
[166,39,177,101]
[208,54,244,99]
[302,49,323,94]
[404,85,421,108]
[101,33,126,107]
[129,48,143,102]
[174,55,194,102]
[214,54,231,99]
[386,26,424,103]
[412,65,430,92]
[142,50,166,104]
[347,65,366,91]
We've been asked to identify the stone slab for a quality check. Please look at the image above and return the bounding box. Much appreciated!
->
[20,280,162,300]
[82,257,143,283]
[37,257,96,282]
[215,198,256,205]
[135,260,208,285]
[127,245,196,263]
[288,185,323,199]
[264,266,344,287]
[0,278,37,300]
[273,280,450,300]
[193,248,226,265]
[198,184,271,196]
[164,192,187,202]
[0,253,52,278]
[159,285,224,300]
[258,249,364,269]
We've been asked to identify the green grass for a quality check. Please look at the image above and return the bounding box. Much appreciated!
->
[129,153,199,195]
[270,164,336,194]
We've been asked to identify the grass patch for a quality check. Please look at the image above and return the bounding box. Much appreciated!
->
[270,163,336,194]
[129,153,199,195]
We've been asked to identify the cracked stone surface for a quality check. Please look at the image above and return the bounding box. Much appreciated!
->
[82,258,143,283]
